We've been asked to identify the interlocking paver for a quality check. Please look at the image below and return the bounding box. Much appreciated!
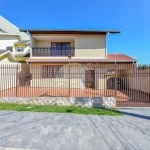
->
[0,108,150,150]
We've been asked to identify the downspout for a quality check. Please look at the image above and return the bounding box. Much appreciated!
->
[105,32,109,58]
[26,31,32,57]
[136,61,139,90]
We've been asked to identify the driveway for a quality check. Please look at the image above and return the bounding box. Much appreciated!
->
[0,108,150,150]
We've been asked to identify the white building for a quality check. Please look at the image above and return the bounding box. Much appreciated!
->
[0,15,30,62]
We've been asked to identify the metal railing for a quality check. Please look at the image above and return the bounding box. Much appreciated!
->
[32,47,75,57]
[0,63,150,107]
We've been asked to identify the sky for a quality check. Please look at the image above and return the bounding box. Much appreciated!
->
[0,0,150,64]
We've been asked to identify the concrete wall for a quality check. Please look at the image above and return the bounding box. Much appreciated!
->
[0,35,18,52]
[0,63,18,91]
[75,34,106,57]
[0,97,116,108]
[0,63,29,91]
[96,67,107,90]
[124,68,150,94]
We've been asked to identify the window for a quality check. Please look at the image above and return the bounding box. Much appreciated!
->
[51,42,71,56]
[42,65,64,78]
[16,47,24,52]
[6,46,13,52]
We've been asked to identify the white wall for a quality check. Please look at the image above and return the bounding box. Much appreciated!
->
[32,38,37,47]
[0,35,18,53]
[0,63,19,91]
[0,63,29,92]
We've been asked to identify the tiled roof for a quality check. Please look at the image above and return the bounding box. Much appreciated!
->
[107,54,134,61]
[27,54,136,63]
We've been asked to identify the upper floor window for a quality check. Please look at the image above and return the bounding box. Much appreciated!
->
[16,47,24,52]
[51,42,71,49]
[51,42,71,56]
[6,46,13,52]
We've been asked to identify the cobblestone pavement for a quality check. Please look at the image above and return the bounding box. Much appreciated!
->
[0,108,150,150]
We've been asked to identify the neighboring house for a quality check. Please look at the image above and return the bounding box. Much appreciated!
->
[0,50,16,62]
[13,40,30,62]
[20,29,136,89]
[0,15,30,62]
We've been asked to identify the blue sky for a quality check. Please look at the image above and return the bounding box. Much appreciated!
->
[0,0,150,63]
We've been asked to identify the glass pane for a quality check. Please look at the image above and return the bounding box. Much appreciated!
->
[6,47,13,52]
[47,66,53,77]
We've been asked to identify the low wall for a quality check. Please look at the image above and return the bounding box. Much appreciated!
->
[0,97,116,108]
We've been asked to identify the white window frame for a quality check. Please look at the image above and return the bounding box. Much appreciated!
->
[16,47,24,52]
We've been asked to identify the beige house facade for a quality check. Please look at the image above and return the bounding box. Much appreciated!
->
[21,30,136,90]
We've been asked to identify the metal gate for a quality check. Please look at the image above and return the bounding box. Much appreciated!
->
[115,65,150,107]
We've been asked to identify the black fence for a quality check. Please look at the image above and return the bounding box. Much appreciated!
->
[0,63,150,107]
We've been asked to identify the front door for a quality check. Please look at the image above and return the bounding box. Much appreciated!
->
[85,70,95,88]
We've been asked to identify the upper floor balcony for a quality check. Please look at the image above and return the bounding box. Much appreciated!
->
[31,34,106,58]
[32,47,75,57]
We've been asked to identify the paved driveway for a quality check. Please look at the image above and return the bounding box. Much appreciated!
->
[0,108,150,150]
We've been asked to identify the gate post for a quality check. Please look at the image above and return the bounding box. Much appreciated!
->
[68,55,71,97]
[16,64,18,97]
[115,54,117,99]
[69,64,70,97]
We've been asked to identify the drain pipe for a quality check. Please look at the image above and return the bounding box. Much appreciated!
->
[26,31,32,57]
[136,61,139,90]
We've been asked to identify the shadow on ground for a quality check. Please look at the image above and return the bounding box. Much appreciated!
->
[119,109,150,120]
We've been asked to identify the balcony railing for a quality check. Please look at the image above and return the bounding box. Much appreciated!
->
[32,47,75,57]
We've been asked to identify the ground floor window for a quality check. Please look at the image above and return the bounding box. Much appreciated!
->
[42,65,64,78]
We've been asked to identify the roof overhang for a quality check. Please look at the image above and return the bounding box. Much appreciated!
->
[0,51,16,62]
[20,29,121,35]
[0,33,22,40]
[26,58,136,63]
[14,41,30,45]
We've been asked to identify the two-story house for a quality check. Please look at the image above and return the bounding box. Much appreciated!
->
[0,15,30,62]
[20,30,136,90]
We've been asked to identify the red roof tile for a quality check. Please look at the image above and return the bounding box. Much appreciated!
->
[27,54,136,63]
[107,54,134,61]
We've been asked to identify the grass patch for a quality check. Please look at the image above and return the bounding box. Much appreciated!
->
[0,103,123,116]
